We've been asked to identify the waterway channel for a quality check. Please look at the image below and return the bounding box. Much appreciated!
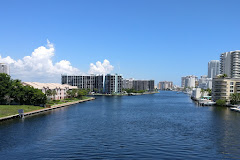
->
[0,91,240,159]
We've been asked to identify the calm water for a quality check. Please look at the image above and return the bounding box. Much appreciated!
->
[1,91,240,159]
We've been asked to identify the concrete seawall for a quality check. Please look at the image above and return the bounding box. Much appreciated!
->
[0,97,95,122]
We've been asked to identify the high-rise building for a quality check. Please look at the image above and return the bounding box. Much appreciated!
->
[122,78,134,89]
[61,74,122,94]
[208,60,220,78]
[182,75,197,88]
[104,74,123,94]
[132,80,154,92]
[198,75,212,89]
[61,75,103,92]
[0,63,9,75]
[181,77,186,88]
[220,51,240,78]
[158,81,173,90]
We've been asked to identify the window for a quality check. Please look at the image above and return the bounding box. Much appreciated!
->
[230,86,234,89]
[230,82,234,85]
[230,90,234,93]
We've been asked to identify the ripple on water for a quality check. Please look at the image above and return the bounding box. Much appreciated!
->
[0,92,240,159]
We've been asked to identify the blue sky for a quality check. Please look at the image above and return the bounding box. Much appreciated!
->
[0,0,240,85]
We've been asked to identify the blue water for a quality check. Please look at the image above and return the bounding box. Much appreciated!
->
[1,91,240,159]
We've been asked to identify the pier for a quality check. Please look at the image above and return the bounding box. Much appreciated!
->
[0,97,95,122]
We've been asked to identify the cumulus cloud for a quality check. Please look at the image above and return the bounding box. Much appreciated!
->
[88,59,114,75]
[0,40,81,82]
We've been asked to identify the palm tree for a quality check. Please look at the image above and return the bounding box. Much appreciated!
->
[52,90,57,100]
[223,74,228,78]
[218,74,228,78]
[200,89,205,96]
[46,89,53,100]
[230,93,240,105]
[206,88,212,96]
[66,90,72,98]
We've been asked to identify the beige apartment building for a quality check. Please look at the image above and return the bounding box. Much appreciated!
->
[23,82,78,100]
[212,78,240,102]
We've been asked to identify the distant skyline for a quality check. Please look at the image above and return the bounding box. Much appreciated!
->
[0,0,240,85]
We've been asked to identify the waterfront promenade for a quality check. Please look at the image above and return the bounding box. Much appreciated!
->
[0,97,95,121]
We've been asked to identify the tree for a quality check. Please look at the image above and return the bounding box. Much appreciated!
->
[230,93,240,105]
[216,99,226,106]
[46,89,53,100]
[66,90,72,98]
[218,74,228,78]
[31,89,47,105]
[206,88,212,96]
[11,79,24,104]
[0,73,12,104]
[78,89,88,99]
[71,89,78,98]
[4,94,13,105]
[93,88,98,93]
[0,73,47,105]
[52,90,57,100]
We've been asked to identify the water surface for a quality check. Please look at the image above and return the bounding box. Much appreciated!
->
[1,91,240,159]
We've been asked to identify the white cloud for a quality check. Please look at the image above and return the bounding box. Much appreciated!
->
[0,40,115,82]
[0,40,81,82]
[88,59,114,75]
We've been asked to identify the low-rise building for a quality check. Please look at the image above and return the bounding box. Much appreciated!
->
[23,82,77,100]
[191,88,202,100]
[212,78,240,102]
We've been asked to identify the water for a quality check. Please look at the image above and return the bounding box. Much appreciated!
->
[1,91,240,159]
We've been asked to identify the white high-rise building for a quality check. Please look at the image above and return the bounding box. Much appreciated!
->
[182,75,197,88]
[198,75,212,89]
[208,60,220,78]
[0,63,9,75]
[220,51,240,78]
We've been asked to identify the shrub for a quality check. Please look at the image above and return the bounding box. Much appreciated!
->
[216,99,226,106]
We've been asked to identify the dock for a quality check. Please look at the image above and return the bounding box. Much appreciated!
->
[0,97,95,122]
[198,101,216,106]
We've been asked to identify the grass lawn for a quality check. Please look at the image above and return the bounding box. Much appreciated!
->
[0,97,92,118]
[0,105,43,118]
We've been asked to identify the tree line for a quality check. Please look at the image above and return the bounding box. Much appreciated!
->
[0,73,47,105]
[123,88,145,93]
[66,88,89,99]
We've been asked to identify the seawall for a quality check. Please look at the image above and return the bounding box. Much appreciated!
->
[0,97,95,122]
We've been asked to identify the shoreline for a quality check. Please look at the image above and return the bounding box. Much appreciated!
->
[0,97,95,122]
[90,91,159,96]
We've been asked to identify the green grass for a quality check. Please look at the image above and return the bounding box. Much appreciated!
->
[0,97,93,118]
[0,105,43,118]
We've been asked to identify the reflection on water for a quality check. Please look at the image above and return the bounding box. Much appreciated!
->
[0,92,240,159]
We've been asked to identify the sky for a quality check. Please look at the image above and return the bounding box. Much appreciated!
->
[0,0,240,85]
